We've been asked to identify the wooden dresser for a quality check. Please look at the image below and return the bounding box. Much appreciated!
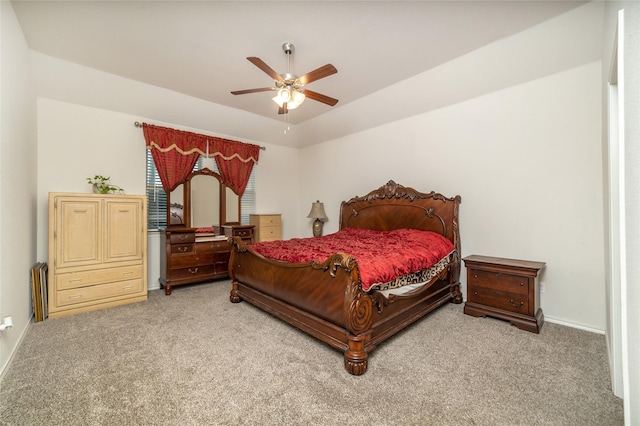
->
[463,255,545,333]
[160,225,254,295]
[48,193,147,318]
[250,214,282,242]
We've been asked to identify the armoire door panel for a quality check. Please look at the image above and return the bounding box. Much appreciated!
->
[104,199,143,262]
[55,198,102,269]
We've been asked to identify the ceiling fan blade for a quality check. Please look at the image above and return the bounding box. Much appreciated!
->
[247,57,284,82]
[231,87,276,95]
[297,64,337,86]
[303,89,339,106]
[278,103,288,115]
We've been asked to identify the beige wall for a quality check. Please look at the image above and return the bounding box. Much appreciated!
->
[0,1,38,375]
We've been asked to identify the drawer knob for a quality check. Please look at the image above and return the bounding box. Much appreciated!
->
[188,268,199,274]
[178,247,188,252]
[509,299,524,308]
[474,291,478,295]
[473,274,478,278]
[520,282,524,286]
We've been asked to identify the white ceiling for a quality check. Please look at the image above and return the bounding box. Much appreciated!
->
[12,1,587,146]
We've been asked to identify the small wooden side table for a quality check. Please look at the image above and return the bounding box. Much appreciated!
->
[463,255,546,333]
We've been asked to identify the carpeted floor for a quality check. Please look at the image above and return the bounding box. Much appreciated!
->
[0,280,623,425]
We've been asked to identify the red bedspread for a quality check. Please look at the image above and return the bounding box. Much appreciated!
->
[250,228,454,291]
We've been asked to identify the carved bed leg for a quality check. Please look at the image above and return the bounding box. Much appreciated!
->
[344,334,370,376]
[452,282,463,304]
[230,281,241,303]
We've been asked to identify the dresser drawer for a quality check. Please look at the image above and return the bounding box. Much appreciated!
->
[468,269,528,295]
[171,243,194,254]
[170,253,214,268]
[258,227,282,241]
[56,265,143,290]
[171,265,216,280]
[196,240,231,253]
[467,285,529,314]
[169,232,195,244]
[251,214,282,227]
[56,278,143,307]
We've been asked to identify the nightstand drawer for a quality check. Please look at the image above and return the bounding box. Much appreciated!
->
[468,269,528,295]
[467,285,529,314]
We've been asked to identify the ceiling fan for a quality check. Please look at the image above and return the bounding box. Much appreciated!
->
[231,43,338,115]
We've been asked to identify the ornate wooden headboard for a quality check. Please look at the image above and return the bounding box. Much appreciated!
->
[338,180,462,256]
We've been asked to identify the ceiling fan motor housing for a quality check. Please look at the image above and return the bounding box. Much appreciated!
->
[282,42,294,55]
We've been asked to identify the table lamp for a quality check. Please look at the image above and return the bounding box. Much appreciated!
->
[307,200,328,237]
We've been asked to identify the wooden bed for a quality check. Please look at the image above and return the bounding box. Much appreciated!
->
[228,180,462,375]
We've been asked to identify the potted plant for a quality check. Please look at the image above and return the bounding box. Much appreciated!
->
[87,175,124,194]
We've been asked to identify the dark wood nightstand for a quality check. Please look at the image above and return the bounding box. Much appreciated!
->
[463,255,545,333]
[222,224,255,244]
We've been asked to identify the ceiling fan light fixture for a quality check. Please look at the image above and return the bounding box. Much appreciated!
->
[277,87,292,102]
[272,88,305,109]
[290,90,305,108]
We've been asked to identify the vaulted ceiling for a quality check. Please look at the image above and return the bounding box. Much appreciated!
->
[12,1,591,147]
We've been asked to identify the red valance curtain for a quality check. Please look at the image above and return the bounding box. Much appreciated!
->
[143,124,204,192]
[142,123,260,195]
[210,138,260,196]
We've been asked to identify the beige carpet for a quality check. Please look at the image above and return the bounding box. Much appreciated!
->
[0,280,623,425]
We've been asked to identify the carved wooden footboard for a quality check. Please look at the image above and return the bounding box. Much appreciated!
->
[229,180,462,375]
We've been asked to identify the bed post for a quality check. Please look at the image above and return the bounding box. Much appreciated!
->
[450,194,463,304]
[450,252,463,304]
[230,280,241,303]
[344,332,371,375]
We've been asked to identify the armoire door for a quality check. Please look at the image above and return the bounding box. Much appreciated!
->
[54,197,102,269]
[104,198,144,263]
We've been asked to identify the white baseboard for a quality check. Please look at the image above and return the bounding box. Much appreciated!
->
[544,315,605,335]
[0,315,33,380]
[460,297,605,335]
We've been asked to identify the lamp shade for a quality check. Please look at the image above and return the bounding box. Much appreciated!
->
[272,89,306,109]
[307,200,328,221]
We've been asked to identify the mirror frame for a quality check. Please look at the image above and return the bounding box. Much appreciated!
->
[166,167,240,228]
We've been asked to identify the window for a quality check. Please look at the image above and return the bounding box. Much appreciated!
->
[146,150,256,230]
[146,151,167,230]
[240,167,256,225]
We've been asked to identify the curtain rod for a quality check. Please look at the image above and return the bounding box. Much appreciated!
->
[134,121,266,150]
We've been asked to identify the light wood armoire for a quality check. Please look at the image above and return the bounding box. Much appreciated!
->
[48,193,147,318]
